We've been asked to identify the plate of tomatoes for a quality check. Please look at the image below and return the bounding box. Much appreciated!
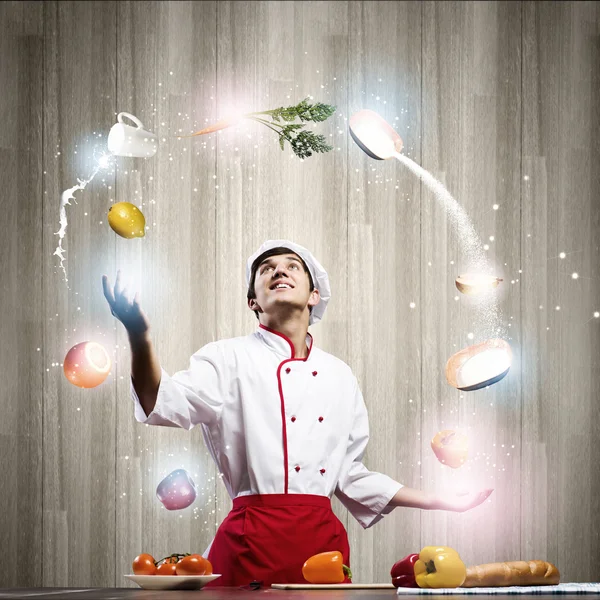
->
[125,552,221,590]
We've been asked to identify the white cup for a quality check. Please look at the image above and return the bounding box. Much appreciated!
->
[107,112,158,158]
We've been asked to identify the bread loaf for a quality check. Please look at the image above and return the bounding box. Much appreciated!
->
[461,560,560,587]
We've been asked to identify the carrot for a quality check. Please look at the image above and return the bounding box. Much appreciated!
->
[176,97,336,159]
[178,116,242,138]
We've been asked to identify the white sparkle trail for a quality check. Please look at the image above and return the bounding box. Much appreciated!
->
[54,153,114,286]
[394,153,506,340]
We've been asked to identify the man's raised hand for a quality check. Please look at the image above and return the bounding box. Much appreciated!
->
[102,270,150,337]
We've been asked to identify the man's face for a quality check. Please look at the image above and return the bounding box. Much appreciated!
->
[249,253,320,320]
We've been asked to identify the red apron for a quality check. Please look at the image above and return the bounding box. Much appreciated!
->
[206,494,351,587]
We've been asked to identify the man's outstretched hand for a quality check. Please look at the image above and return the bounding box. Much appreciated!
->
[437,488,494,513]
[102,270,150,338]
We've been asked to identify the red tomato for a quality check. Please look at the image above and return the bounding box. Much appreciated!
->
[176,554,213,576]
[193,554,212,575]
[132,553,157,575]
[204,558,213,575]
[156,562,177,575]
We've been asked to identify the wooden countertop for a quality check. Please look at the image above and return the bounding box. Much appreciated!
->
[0,589,590,600]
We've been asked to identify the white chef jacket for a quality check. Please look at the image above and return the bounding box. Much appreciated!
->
[131,324,403,529]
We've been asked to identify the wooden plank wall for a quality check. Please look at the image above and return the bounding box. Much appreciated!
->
[0,0,44,589]
[0,0,598,588]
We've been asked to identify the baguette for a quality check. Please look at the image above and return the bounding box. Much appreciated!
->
[461,560,560,588]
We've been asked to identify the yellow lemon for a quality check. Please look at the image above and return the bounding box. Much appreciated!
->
[107,202,146,239]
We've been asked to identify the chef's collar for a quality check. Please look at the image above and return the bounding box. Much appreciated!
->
[258,324,313,360]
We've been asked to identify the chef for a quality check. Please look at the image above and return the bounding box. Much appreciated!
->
[102,239,493,587]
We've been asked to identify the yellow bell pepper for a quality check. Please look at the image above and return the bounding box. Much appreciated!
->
[414,546,467,588]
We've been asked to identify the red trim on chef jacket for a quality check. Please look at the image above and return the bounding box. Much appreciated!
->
[206,493,351,587]
[259,323,314,358]
[259,324,313,494]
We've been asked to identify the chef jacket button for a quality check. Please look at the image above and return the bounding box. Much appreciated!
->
[291,416,296,422]
[286,367,291,374]
[320,468,326,475]
[295,465,301,472]
[312,371,318,376]
[318,416,324,422]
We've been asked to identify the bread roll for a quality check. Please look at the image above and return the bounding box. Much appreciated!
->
[461,560,560,587]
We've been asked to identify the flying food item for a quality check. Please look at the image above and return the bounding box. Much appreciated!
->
[446,339,512,391]
[63,341,111,388]
[349,109,403,160]
[455,274,503,296]
[185,115,243,136]
[156,469,198,511]
[107,112,157,158]
[108,202,146,239]
[182,98,337,159]
[431,429,469,468]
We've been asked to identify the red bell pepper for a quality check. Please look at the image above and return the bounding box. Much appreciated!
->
[391,553,420,588]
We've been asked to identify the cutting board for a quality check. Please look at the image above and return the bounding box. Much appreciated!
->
[395,583,600,594]
[271,583,395,589]
[270,582,600,593]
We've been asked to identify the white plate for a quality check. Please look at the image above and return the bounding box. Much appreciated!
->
[124,574,221,590]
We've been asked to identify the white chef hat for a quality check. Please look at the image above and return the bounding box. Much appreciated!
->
[246,239,331,325]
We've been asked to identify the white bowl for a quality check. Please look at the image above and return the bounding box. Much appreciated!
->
[124,574,221,590]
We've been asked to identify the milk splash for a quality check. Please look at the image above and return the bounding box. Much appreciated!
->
[54,152,114,287]
[394,153,506,340]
